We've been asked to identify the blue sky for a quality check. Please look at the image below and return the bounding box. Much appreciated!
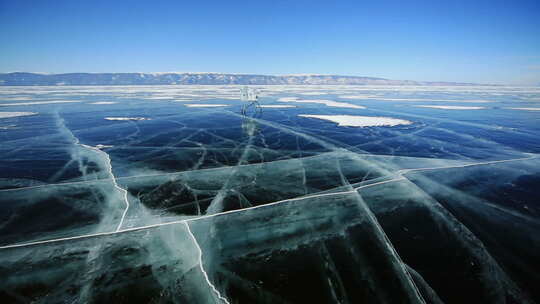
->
[1,0,539,84]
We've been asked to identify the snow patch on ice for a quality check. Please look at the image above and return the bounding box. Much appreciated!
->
[105,117,151,121]
[299,114,412,127]
[506,107,540,111]
[340,96,494,103]
[299,92,328,96]
[0,112,38,118]
[414,105,485,110]
[0,100,81,106]
[184,104,229,107]
[143,96,176,100]
[277,97,299,102]
[339,95,380,99]
[260,105,296,108]
[278,97,365,109]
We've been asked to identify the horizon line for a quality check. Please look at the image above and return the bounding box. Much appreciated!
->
[0,71,502,86]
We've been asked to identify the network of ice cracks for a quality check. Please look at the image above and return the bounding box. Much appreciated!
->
[0,85,539,303]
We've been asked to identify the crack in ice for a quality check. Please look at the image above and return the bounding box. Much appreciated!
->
[53,112,130,232]
[0,155,536,250]
[184,222,231,304]
[79,144,130,231]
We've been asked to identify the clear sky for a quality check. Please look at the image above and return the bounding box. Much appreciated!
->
[1,0,539,84]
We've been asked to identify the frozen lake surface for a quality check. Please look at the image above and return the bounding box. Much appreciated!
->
[0,85,539,303]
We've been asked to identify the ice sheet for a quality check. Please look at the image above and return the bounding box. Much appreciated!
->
[0,85,539,303]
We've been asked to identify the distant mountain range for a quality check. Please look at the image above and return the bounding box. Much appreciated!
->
[0,72,484,86]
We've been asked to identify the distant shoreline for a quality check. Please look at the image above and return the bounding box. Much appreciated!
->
[0,72,495,86]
